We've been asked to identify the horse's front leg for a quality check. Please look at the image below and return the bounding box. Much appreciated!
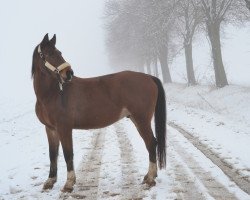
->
[43,126,59,190]
[58,128,76,193]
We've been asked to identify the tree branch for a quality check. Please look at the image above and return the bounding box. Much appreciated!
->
[245,0,250,11]
[201,0,211,20]
[218,0,233,21]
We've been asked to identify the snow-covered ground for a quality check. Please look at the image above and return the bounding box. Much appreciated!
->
[0,97,94,199]
[1,83,250,199]
[167,84,250,179]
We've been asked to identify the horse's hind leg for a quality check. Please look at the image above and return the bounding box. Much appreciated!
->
[131,118,157,186]
[58,128,76,193]
[43,126,59,190]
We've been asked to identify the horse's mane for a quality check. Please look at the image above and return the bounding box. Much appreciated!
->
[31,45,38,78]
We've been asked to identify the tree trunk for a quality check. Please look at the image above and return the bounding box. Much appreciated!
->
[159,46,172,83]
[154,57,159,78]
[207,22,228,88]
[184,40,196,85]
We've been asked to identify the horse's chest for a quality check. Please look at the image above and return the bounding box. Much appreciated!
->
[35,102,55,128]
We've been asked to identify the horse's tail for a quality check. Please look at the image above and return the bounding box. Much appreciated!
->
[152,77,166,169]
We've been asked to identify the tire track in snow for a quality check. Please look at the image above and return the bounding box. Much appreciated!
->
[169,121,250,195]
[115,122,146,199]
[169,135,238,199]
[169,149,210,200]
[95,125,123,199]
[60,130,106,200]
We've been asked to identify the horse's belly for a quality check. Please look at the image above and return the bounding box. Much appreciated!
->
[73,108,129,130]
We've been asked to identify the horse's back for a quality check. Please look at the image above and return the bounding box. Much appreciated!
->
[101,71,158,118]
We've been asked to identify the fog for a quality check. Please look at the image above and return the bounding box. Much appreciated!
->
[171,25,250,86]
[1,1,250,101]
[0,0,111,99]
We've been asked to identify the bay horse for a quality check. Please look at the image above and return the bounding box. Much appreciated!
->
[32,34,166,192]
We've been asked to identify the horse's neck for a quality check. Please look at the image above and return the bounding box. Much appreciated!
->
[34,71,59,103]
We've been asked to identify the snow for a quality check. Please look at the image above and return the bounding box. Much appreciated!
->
[0,97,94,199]
[169,126,249,199]
[167,83,250,179]
[97,126,122,198]
[1,83,250,199]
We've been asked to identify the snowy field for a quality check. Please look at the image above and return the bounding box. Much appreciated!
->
[1,84,250,199]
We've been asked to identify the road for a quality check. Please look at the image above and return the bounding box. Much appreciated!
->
[60,120,250,200]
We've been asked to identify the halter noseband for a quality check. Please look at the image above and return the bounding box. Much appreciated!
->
[38,45,71,91]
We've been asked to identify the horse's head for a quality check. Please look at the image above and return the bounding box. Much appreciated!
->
[37,33,74,84]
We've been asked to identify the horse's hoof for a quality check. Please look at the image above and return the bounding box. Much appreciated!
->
[143,179,156,187]
[148,179,156,187]
[61,179,75,193]
[43,178,57,190]
[142,176,156,187]
[143,173,157,182]
[61,186,74,193]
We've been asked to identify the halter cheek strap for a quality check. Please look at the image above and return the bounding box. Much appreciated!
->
[38,45,71,73]
[38,45,71,91]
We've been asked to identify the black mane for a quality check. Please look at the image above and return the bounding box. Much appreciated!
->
[31,46,38,78]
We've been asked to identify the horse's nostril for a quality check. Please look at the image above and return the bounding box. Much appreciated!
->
[71,70,74,76]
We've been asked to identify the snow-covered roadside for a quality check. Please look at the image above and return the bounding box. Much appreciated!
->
[0,99,95,200]
[168,126,249,199]
[166,83,250,180]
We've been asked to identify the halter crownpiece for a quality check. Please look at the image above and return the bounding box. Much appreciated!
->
[38,45,71,73]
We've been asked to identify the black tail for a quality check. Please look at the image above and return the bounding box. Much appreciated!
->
[152,77,166,169]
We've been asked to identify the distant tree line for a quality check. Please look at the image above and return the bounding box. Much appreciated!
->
[104,0,249,88]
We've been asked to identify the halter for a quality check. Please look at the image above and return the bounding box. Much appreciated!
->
[38,45,71,91]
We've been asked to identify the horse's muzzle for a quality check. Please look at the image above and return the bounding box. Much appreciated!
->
[66,70,74,82]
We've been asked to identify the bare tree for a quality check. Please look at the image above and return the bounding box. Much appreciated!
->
[130,0,176,82]
[175,0,203,85]
[144,0,176,82]
[201,0,249,87]
[104,0,144,72]
[104,0,182,83]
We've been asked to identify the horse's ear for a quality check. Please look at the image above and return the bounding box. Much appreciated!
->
[50,34,56,46]
[41,33,49,44]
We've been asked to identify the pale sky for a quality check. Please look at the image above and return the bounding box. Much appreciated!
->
[0,0,111,99]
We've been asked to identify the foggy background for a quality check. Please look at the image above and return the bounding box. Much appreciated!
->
[104,0,250,88]
[0,0,111,100]
[0,0,250,101]
[171,25,250,85]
